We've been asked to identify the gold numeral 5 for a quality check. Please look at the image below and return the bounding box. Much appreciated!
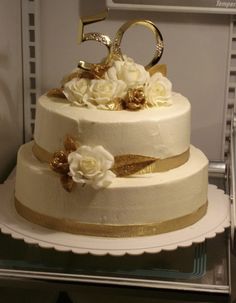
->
[78,10,112,70]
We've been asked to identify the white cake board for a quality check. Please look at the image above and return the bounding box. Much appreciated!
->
[0,179,230,256]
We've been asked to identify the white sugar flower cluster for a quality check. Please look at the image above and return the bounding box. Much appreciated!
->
[63,56,172,110]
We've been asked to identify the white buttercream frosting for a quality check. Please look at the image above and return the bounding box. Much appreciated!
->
[34,93,190,159]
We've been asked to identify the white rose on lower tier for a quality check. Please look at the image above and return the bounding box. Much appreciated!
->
[68,145,116,189]
[63,78,90,106]
[86,79,127,108]
[145,72,172,107]
[105,57,150,88]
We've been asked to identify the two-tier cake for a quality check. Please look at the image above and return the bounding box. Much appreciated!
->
[14,55,208,237]
[14,18,208,237]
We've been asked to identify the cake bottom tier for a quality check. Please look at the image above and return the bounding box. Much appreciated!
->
[15,142,208,237]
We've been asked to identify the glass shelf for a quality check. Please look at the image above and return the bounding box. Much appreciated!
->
[0,227,230,294]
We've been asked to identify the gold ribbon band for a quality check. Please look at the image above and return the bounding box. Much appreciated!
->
[32,142,190,174]
[15,198,207,237]
[32,143,53,163]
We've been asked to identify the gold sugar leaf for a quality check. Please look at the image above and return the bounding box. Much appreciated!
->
[64,135,78,152]
[104,98,123,111]
[112,154,157,177]
[79,64,110,80]
[148,64,167,76]
[92,63,110,78]
[60,175,74,192]
[47,88,66,99]
[80,70,97,79]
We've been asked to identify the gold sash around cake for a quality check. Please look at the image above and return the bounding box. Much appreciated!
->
[15,198,208,237]
[32,142,190,175]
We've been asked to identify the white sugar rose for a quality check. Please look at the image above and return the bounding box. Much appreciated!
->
[63,78,90,106]
[105,57,150,88]
[86,79,127,108]
[145,72,172,106]
[68,145,116,189]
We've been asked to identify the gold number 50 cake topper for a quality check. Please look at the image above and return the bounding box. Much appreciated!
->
[78,10,164,71]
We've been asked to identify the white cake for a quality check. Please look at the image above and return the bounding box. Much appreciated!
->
[15,56,208,237]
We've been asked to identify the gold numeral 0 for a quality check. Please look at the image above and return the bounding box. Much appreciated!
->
[112,19,164,70]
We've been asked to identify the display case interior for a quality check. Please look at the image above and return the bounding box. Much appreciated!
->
[0,0,236,301]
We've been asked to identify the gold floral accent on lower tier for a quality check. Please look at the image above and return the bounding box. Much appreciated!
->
[50,151,69,174]
[48,135,78,192]
[33,136,190,193]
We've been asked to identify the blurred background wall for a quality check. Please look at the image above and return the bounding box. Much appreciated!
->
[0,1,23,183]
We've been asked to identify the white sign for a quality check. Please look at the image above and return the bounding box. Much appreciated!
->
[108,0,236,14]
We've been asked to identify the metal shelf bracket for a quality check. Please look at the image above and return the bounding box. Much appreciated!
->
[230,113,236,252]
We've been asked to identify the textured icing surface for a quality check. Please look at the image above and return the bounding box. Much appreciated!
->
[15,142,208,226]
[34,93,190,158]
